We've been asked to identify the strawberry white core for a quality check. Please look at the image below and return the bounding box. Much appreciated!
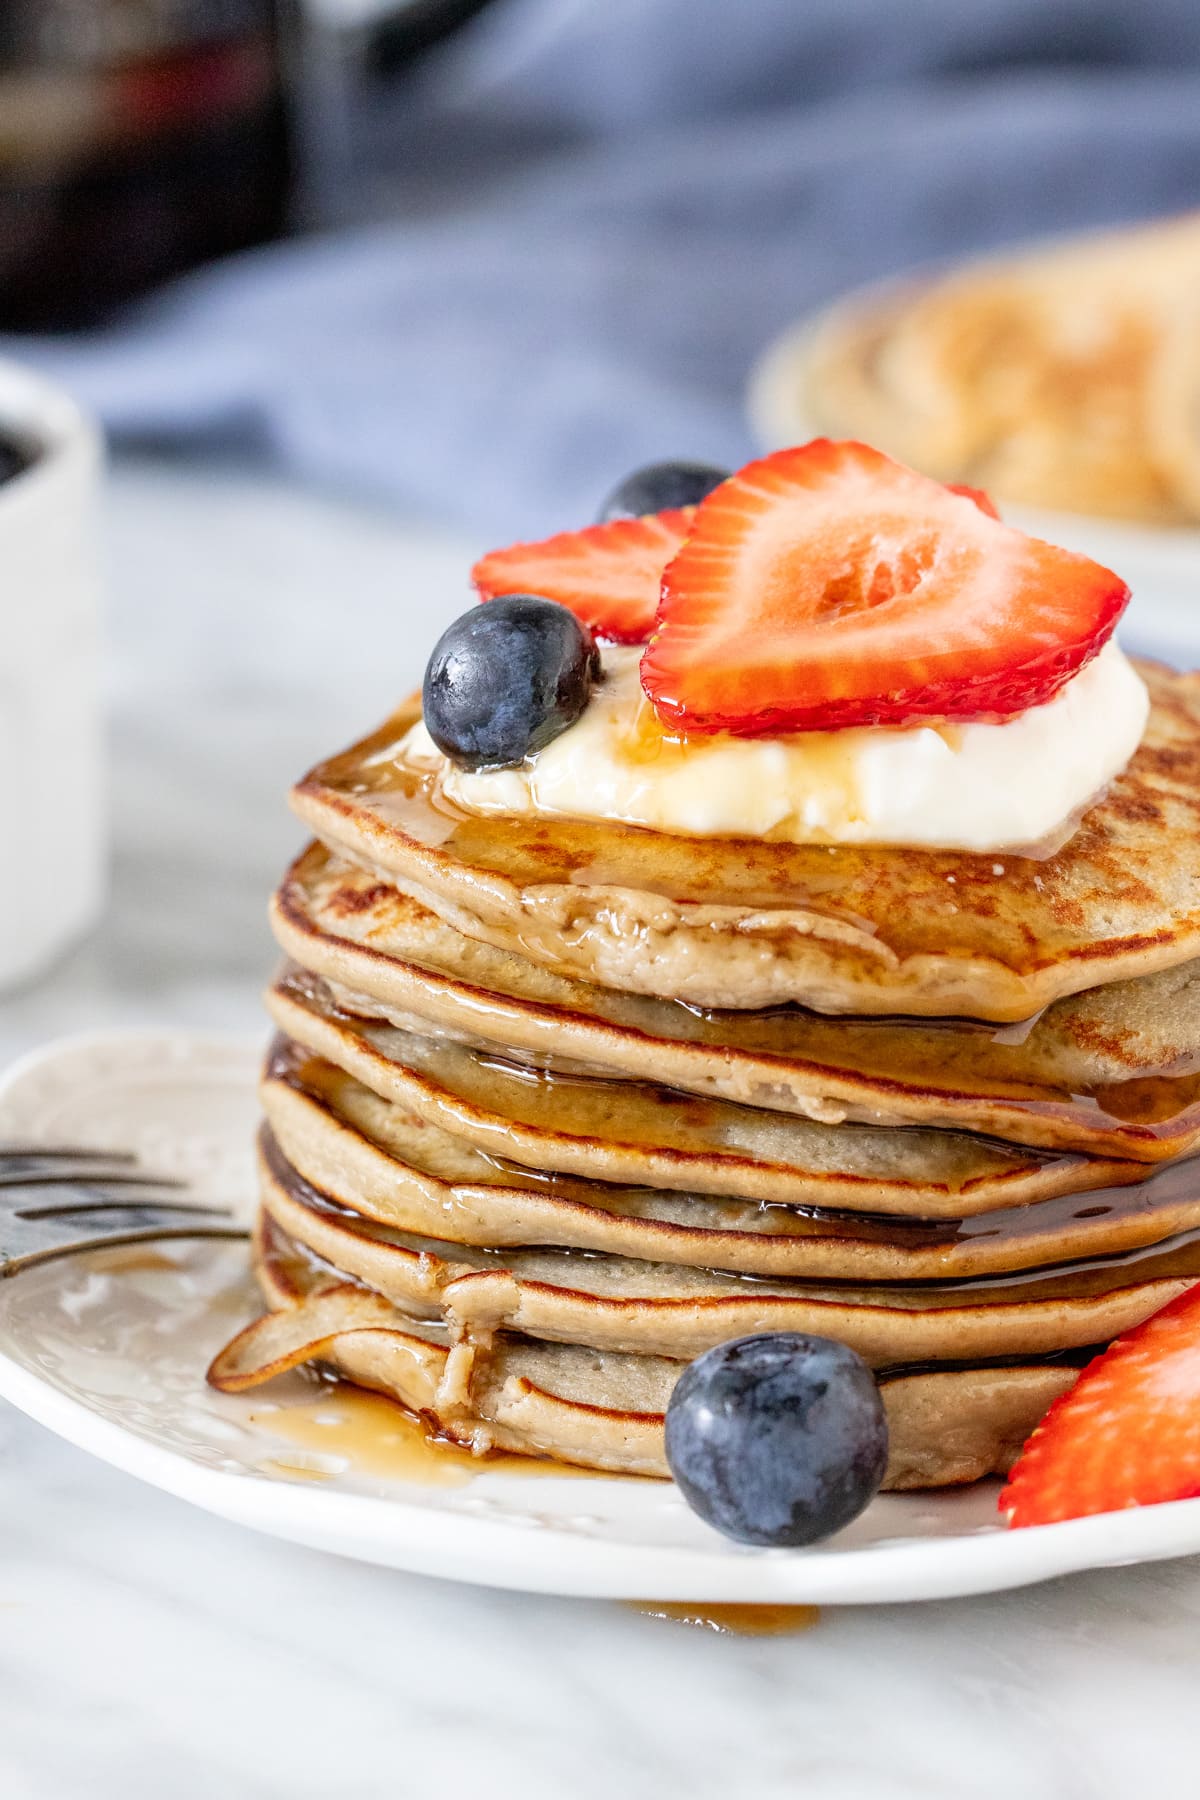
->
[401,638,1148,853]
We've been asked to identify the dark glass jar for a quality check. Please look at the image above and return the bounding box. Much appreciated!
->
[0,1,291,329]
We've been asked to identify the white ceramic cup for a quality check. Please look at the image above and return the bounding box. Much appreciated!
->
[0,359,105,989]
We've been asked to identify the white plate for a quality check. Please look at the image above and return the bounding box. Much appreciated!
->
[5,1031,1200,1604]
[746,287,1200,666]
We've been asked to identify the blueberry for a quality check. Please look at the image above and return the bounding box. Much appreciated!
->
[422,594,600,771]
[664,1333,889,1547]
[598,460,729,522]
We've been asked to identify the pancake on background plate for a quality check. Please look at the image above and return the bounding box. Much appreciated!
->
[802,212,1200,524]
[210,442,1200,1533]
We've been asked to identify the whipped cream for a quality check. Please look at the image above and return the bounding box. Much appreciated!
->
[402,638,1149,852]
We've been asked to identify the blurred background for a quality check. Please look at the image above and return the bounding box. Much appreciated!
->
[5,0,1200,533]
[5,0,1200,1037]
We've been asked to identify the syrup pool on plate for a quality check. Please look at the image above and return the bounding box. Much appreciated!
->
[249,1383,594,1486]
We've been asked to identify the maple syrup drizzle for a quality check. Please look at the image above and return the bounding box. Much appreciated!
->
[250,1383,591,1485]
[626,1602,821,1636]
[87,1246,182,1275]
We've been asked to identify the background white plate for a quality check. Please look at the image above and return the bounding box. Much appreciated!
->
[3,1030,1200,1604]
[746,287,1200,669]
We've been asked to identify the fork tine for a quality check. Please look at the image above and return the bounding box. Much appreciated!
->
[0,1145,134,1162]
[1,1219,246,1277]
[0,1157,248,1274]
[0,1146,136,1175]
[0,1144,178,1190]
[0,1168,189,1191]
[14,1197,233,1222]
[5,1199,235,1242]
[0,1178,193,1211]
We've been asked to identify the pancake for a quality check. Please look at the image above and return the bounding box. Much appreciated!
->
[268,976,1154,1218]
[290,662,1200,1019]
[206,1212,1081,1487]
[803,213,1200,522]
[806,278,1179,523]
[262,1039,1200,1283]
[257,1129,1200,1366]
[273,849,1200,1160]
[1144,300,1200,519]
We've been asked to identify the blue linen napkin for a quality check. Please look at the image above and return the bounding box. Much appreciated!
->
[9,0,1200,537]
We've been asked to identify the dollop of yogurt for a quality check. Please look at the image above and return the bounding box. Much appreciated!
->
[401,638,1149,853]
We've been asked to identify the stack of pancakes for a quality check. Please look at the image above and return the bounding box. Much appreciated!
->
[210,662,1200,1488]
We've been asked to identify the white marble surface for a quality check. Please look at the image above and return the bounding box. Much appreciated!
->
[4,455,1200,1800]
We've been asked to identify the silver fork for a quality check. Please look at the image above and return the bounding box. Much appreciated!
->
[0,1145,247,1276]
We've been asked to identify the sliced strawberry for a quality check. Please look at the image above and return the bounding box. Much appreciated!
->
[1001,1284,1200,1528]
[949,482,1001,519]
[472,510,693,644]
[641,441,1127,735]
